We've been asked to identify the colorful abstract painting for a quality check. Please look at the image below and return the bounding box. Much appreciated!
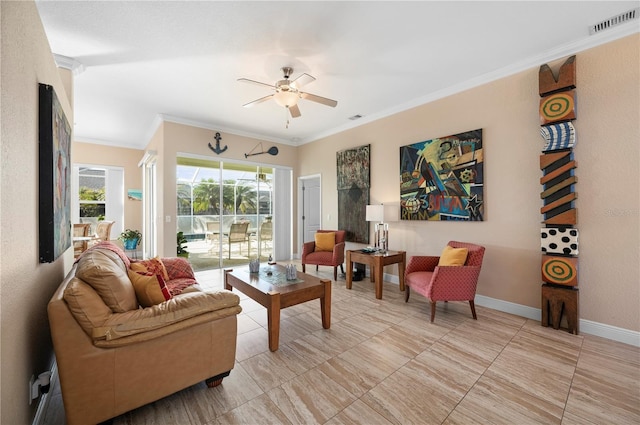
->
[337,145,370,243]
[39,83,72,262]
[400,129,484,221]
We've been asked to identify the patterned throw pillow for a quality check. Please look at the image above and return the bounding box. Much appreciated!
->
[438,245,469,266]
[130,257,169,281]
[127,270,172,307]
[315,232,336,252]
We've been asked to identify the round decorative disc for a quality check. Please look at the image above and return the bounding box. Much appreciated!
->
[540,93,574,122]
[542,257,576,285]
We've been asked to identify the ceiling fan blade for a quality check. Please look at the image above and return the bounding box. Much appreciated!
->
[237,78,274,90]
[288,104,301,118]
[300,92,338,107]
[290,73,315,89]
[243,94,273,108]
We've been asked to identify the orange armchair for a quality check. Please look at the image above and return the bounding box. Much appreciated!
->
[404,241,485,322]
[301,230,346,280]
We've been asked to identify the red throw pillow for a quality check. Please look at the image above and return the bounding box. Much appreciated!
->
[130,257,169,281]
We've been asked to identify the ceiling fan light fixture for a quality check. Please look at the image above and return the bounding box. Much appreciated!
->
[273,90,299,108]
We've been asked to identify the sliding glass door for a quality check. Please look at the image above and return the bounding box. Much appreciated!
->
[177,158,274,271]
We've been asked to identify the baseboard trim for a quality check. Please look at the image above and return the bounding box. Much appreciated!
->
[383,272,639,347]
[474,294,541,320]
[578,318,640,347]
[474,294,640,347]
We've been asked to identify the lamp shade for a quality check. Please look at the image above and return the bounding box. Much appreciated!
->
[366,205,385,222]
[366,204,399,222]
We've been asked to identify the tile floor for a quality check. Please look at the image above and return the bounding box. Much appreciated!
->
[43,262,640,424]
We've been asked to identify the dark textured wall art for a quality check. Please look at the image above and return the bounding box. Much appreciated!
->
[336,145,370,243]
[400,129,484,221]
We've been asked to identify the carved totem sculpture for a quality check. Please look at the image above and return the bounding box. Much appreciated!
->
[538,55,579,334]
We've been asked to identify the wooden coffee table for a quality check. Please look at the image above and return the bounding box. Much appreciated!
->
[224,264,331,351]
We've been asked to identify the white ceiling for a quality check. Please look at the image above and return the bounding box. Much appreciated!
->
[35,1,639,149]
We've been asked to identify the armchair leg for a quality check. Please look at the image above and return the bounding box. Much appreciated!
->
[404,286,410,302]
[333,267,337,281]
[302,264,306,273]
[340,264,344,274]
[469,300,477,320]
[430,301,436,322]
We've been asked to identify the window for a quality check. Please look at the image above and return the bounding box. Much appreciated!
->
[71,165,124,238]
[78,168,106,220]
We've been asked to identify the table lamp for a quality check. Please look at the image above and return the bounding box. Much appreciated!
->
[366,204,398,252]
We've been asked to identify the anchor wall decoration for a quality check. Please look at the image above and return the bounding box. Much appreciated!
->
[208,132,228,155]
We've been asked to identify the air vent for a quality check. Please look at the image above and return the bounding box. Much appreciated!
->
[589,7,639,35]
[348,114,363,121]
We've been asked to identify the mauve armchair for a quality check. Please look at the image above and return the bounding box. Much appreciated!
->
[301,230,346,281]
[404,241,486,322]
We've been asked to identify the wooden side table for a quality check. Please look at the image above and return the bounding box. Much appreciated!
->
[346,250,406,299]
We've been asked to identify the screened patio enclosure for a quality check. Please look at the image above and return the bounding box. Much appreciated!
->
[177,158,274,271]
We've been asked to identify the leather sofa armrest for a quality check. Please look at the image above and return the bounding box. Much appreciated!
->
[93,290,240,342]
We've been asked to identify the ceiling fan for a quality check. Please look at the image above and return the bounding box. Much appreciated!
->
[238,67,338,119]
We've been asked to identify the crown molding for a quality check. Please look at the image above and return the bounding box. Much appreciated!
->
[300,22,640,145]
[52,54,85,76]
[155,114,299,147]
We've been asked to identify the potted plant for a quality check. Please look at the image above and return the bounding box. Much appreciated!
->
[118,228,142,250]
[177,231,189,258]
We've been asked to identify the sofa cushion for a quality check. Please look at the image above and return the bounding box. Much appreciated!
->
[128,270,172,307]
[130,257,169,281]
[75,249,138,313]
[315,232,335,252]
[63,278,114,336]
[438,245,469,266]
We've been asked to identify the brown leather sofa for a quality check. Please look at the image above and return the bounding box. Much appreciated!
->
[48,244,242,425]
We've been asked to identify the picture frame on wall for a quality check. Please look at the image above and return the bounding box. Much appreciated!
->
[39,83,72,263]
[400,129,484,221]
[336,144,370,243]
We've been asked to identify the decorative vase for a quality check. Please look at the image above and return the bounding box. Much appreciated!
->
[286,264,297,280]
[249,259,260,273]
[124,238,139,250]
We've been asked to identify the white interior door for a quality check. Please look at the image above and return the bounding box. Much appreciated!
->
[299,175,321,250]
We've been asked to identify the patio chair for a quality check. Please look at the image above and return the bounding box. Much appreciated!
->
[205,221,221,245]
[226,222,250,259]
[258,221,272,251]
